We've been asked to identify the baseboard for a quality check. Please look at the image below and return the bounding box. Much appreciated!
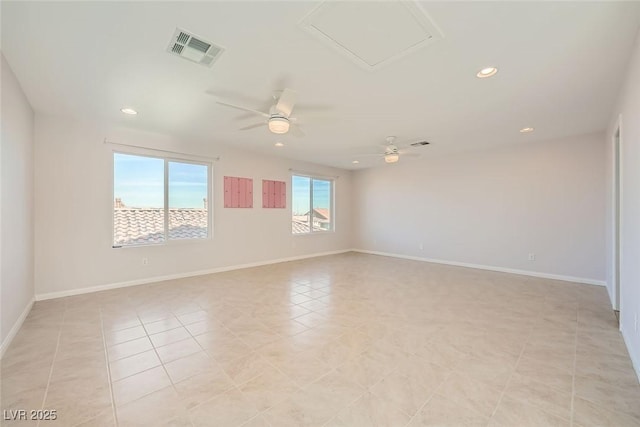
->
[35,249,352,301]
[621,327,640,384]
[352,249,607,286]
[606,280,615,309]
[0,297,34,360]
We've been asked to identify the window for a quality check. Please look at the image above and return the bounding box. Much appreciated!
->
[291,174,333,234]
[113,152,210,247]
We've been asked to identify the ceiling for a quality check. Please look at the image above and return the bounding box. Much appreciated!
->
[2,1,639,169]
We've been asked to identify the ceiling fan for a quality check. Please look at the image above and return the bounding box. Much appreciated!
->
[215,88,304,136]
[358,136,422,164]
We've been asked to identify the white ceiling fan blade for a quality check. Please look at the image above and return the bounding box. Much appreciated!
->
[355,153,384,157]
[399,151,421,157]
[291,104,333,113]
[290,123,305,137]
[238,122,265,131]
[216,101,270,118]
[275,88,298,117]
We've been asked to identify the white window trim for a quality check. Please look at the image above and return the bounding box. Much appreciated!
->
[111,148,213,248]
[291,173,335,236]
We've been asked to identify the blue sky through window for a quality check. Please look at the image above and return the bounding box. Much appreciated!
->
[292,175,331,215]
[114,153,207,209]
[169,161,208,209]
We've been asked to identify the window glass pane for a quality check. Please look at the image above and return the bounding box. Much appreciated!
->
[113,153,165,246]
[312,179,332,231]
[292,176,311,234]
[168,161,208,240]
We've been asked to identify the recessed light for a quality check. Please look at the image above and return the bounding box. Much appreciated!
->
[120,107,138,115]
[476,67,498,78]
[352,160,359,164]
[274,142,284,147]
[519,127,534,133]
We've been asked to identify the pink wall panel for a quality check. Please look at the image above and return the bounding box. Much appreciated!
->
[224,176,232,208]
[262,180,286,208]
[245,178,253,208]
[262,180,269,208]
[272,181,279,208]
[239,177,247,208]
[277,181,286,208]
[224,176,253,208]
[274,181,282,208]
[268,180,275,208]
[230,177,239,207]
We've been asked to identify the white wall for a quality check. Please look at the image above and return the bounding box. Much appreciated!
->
[605,29,640,378]
[0,54,35,353]
[33,114,352,298]
[352,133,606,284]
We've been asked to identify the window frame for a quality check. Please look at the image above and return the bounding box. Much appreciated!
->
[291,173,335,235]
[111,148,213,248]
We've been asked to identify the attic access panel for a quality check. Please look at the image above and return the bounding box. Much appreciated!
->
[300,1,443,71]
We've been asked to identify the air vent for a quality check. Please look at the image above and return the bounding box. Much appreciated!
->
[410,141,431,147]
[166,28,224,68]
[171,44,184,54]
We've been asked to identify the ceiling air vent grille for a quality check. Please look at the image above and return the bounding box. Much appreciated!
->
[410,141,431,147]
[177,32,190,44]
[166,28,224,68]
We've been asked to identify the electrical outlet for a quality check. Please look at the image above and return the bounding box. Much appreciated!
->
[142,257,149,266]
[419,243,424,250]
[528,253,535,261]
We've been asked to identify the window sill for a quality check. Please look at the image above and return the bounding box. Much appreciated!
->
[112,236,212,249]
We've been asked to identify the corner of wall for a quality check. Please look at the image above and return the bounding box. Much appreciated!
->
[1,53,36,354]
[0,297,34,359]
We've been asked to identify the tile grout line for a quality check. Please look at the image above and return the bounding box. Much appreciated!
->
[403,368,455,427]
[487,315,539,421]
[137,314,180,393]
[100,306,120,427]
[112,314,203,426]
[36,306,66,427]
[317,363,373,427]
[569,305,580,427]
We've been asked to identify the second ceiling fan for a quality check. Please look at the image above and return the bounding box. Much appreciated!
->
[358,136,422,164]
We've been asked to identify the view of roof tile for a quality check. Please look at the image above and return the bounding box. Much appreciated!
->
[115,209,326,243]
[292,217,328,234]
[313,208,330,220]
[292,220,311,234]
[114,208,208,245]
[303,208,330,220]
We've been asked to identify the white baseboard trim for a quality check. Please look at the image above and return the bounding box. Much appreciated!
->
[621,327,640,384]
[352,249,607,286]
[35,249,352,301]
[0,297,35,360]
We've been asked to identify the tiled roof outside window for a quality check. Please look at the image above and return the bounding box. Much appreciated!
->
[114,208,208,245]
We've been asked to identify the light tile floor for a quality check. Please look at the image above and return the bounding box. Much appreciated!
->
[2,253,639,427]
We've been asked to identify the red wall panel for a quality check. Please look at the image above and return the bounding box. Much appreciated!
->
[262,180,286,208]
[224,176,253,208]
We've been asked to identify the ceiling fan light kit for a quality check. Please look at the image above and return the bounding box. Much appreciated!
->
[215,88,306,136]
[355,136,425,165]
[384,153,400,163]
[268,117,290,134]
